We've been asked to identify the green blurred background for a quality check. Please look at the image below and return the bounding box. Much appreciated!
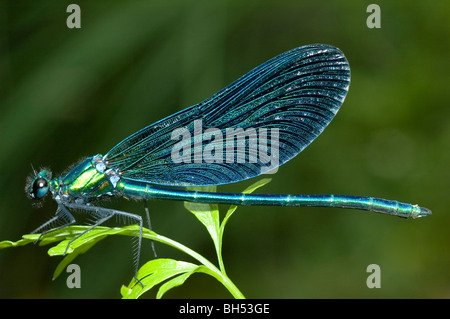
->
[0,0,448,298]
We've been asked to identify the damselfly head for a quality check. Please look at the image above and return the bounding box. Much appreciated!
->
[26,169,52,201]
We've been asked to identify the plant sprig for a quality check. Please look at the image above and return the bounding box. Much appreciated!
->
[0,178,271,299]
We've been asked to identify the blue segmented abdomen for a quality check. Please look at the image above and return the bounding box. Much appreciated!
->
[116,179,429,219]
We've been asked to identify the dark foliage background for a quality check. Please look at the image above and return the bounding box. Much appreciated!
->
[0,1,448,298]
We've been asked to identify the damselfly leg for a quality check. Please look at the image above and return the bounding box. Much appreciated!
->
[32,202,75,243]
[143,200,157,258]
[62,202,144,286]
[33,201,145,287]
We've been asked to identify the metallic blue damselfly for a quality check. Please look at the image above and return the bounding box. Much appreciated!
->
[26,44,431,284]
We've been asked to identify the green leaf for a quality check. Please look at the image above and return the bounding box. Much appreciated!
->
[0,225,97,249]
[242,178,272,194]
[156,272,194,299]
[48,226,127,256]
[0,235,38,249]
[121,258,201,299]
[156,265,214,299]
[181,179,272,278]
[184,185,221,262]
[221,178,272,233]
[52,240,98,280]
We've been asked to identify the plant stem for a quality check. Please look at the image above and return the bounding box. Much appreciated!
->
[143,231,245,299]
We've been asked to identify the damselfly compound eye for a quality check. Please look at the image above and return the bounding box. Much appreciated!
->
[32,177,49,199]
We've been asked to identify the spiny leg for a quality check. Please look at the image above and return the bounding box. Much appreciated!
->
[143,200,157,257]
[63,211,114,255]
[32,203,76,243]
[64,202,144,287]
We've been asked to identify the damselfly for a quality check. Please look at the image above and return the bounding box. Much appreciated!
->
[26,44,431,284]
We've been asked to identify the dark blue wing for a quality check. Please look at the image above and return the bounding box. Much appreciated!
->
[105,44,350,186]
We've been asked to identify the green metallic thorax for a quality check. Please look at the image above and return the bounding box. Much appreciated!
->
[50,155,117,201]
